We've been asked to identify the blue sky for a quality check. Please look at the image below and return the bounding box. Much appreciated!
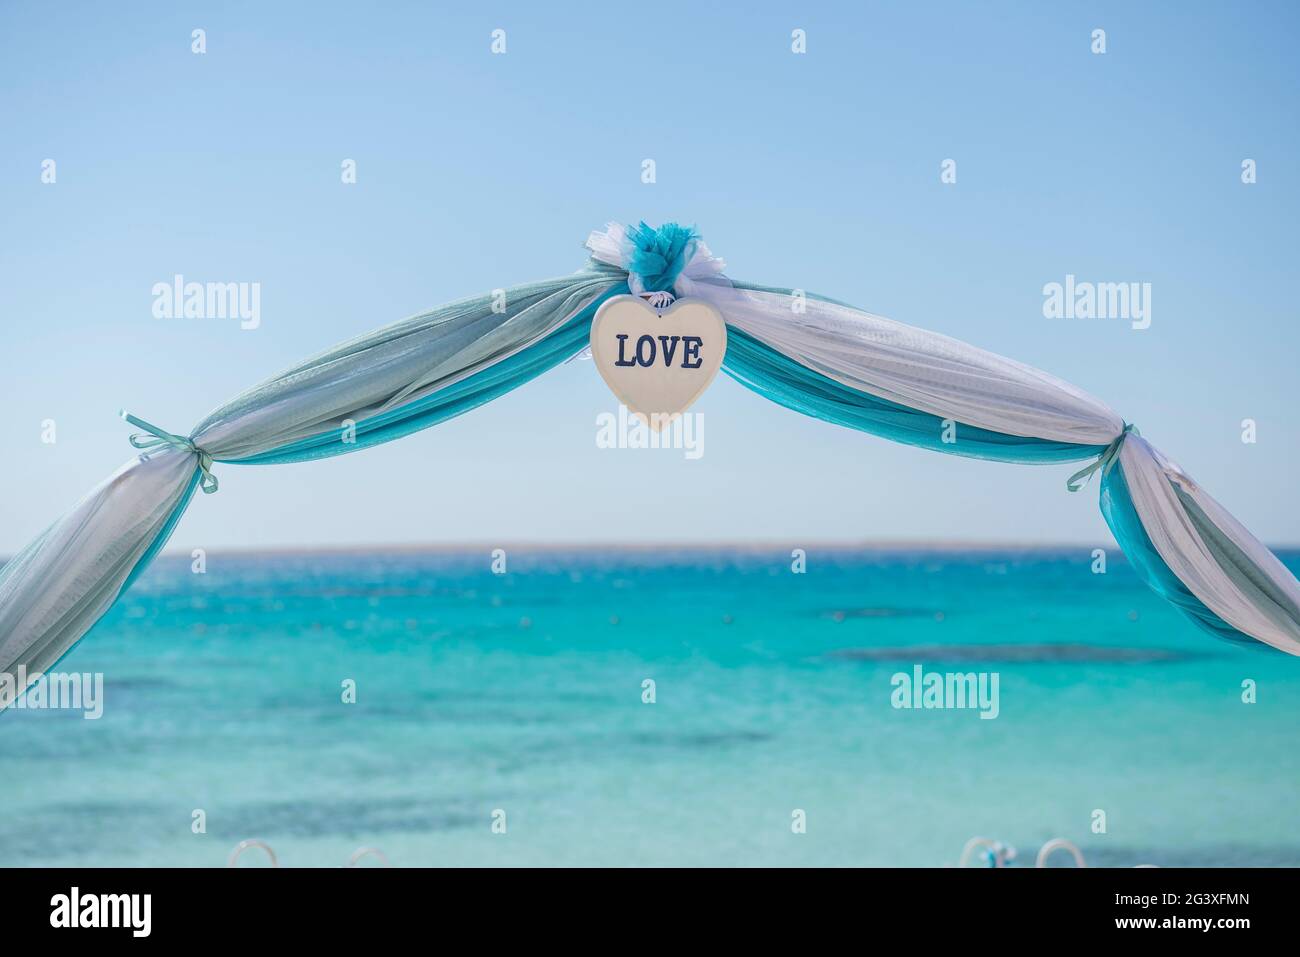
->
[1,1,1297,550]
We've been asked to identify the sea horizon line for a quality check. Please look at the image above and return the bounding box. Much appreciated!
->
[115,538,1297,558]
[4,539,1300,562]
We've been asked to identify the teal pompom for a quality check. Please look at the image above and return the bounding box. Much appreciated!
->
[623,221,700,293]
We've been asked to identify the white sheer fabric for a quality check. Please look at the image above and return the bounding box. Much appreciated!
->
[1117,436,1300,655]
[697,285,1124,446]
[193,272,619,461]
[0,271,619,708]
[0,448,198,709]
[585,223,1298,651]
[585,223,1121,445]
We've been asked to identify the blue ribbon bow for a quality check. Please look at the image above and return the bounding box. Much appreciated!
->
[120,410,219,493]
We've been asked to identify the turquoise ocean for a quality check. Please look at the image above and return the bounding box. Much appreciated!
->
[2,546,1298,868]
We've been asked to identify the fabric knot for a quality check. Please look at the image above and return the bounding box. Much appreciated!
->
[1066,423,1136,492]
[120,410,219,493]
[622,221,700,294]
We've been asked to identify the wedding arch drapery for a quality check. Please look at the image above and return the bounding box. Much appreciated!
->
[3,222,1297,711]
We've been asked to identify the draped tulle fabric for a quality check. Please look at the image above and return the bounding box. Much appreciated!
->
[700,279,1300,655]
[0,266,624,708]
[194,268,625,463]
[3,224,1298,714]
[722,325,1107,464]
[1105,436,1300,655]
[0,449,201,709]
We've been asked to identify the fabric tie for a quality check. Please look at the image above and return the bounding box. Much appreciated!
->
[120,410,219,493]
[1066,423,1136,492]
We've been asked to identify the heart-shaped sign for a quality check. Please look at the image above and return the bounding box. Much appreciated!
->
[589,295,727,431]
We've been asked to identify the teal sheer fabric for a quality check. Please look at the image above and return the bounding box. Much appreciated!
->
[1099,460,1258,648]
[1171,485,1300,643]
[233,284,626,466]
[112,295,610,639]
[721,326,1108,464]
[1,277,625,709]
[185,266,624,464]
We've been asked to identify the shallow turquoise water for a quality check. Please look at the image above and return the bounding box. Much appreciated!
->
[2,547,1298,867]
